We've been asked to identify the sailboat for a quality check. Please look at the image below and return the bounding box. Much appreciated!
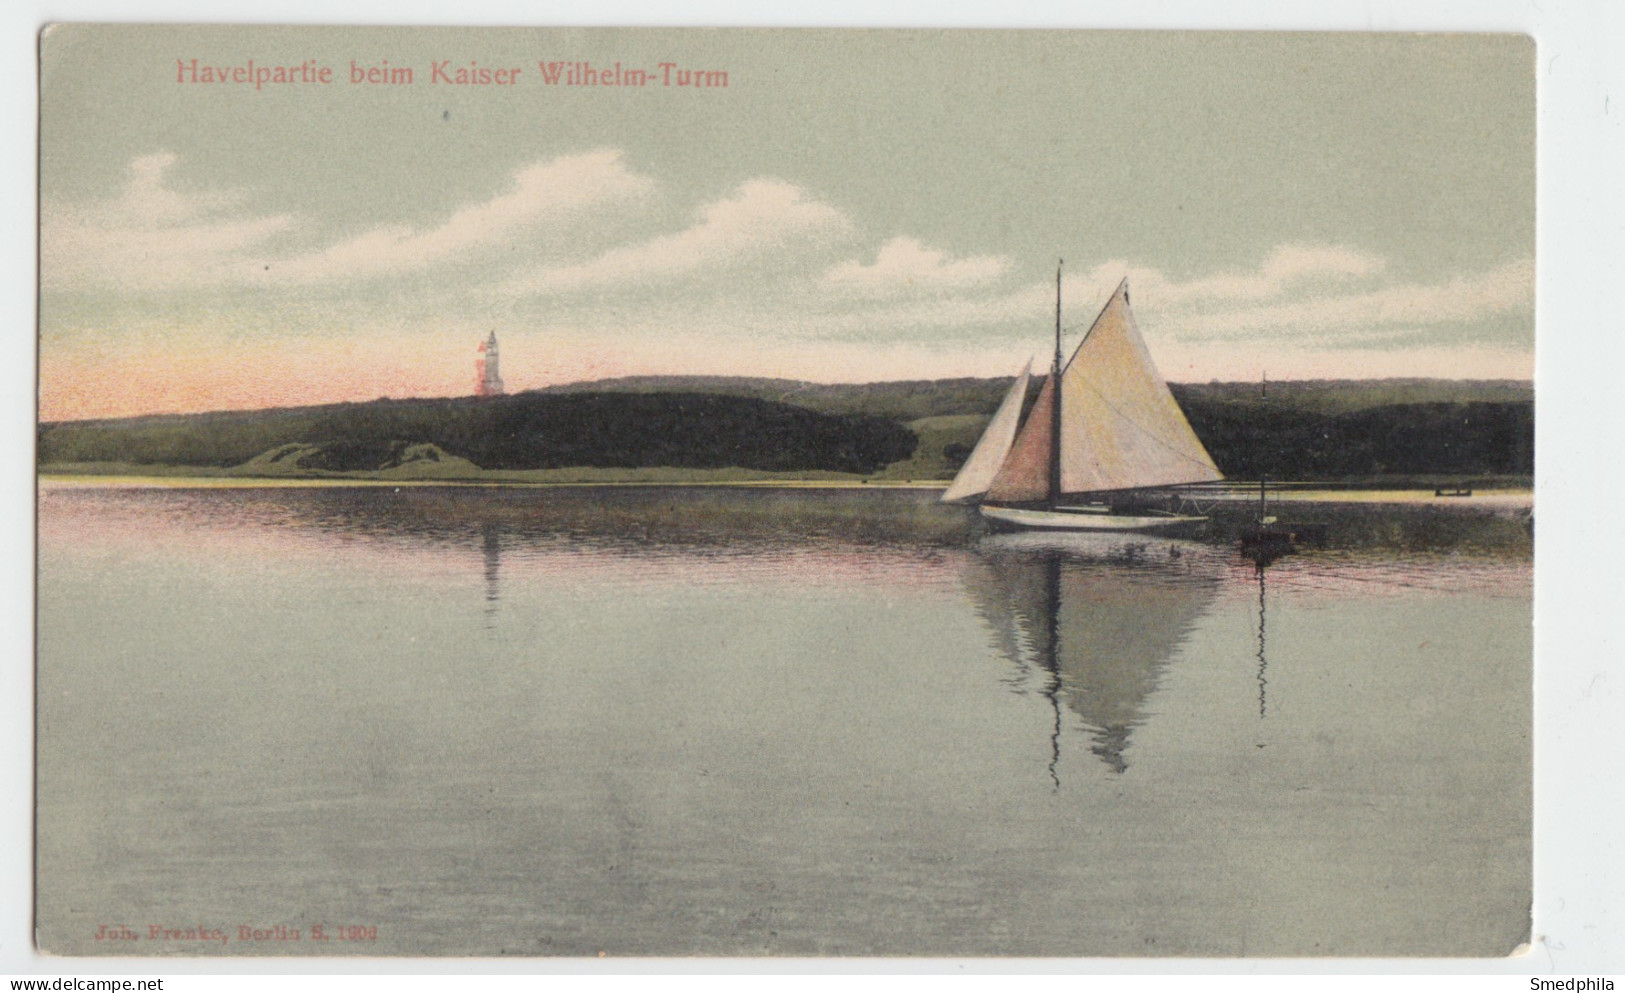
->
[942,264,1224,531]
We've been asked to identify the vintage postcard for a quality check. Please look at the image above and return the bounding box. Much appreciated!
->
[36,25,1534,957]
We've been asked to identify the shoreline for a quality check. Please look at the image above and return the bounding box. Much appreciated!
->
[35,474,945,491]
[37,472,1535,509]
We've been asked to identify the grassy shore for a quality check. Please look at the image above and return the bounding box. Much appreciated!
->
[38,462,1533,512]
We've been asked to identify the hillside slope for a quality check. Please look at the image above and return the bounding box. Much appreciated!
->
[39,392,918,476]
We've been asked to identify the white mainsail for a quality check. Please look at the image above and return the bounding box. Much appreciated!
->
[940,360,1032,503]
[951,274,1221,519]
[1057,281,1222,493]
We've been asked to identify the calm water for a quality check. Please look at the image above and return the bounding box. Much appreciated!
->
[36,485,1532,957]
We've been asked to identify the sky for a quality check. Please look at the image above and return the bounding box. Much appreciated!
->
[38,26,1536,421]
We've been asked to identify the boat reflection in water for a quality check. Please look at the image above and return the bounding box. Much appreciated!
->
[1236,537,1294,721]
[1254,560,1269,720]
[961,532,1222,780]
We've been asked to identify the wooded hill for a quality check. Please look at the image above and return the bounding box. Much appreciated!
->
[38,392,918,475]
[38,377,1533,482]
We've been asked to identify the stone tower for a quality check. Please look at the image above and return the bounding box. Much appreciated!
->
[475,331,505,397]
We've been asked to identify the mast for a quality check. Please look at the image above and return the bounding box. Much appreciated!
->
[1049,261,1063,509]
[1258,372,1268,523]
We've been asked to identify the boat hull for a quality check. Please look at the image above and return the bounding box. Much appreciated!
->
[979,505,1207,532]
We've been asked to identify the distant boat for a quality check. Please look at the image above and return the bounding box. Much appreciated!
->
[1238,480,1299,565]
[941,265,1223,531]
[1236,375,1324,564]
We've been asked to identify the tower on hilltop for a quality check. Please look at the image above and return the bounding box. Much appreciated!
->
[475,331,505,397]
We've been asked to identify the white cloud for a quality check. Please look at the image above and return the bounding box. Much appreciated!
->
[115,151,240,224]
[43,149,1533,401]
[500,241,1531,360]
[1157,257,1534,341]
[42,149,658,293]
[260,150,654,283]
[820,237,1010,297]
[42,152,292,292]
[1061,243,1388,311]
[505,179,853,295]
[1017,248,1530,354]
[1261,243,1386,283]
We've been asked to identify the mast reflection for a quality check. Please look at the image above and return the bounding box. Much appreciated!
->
[1255,562,1267,719]
[1239,540,1290,722]
[963,534,1221,780]
[481,522,502,622]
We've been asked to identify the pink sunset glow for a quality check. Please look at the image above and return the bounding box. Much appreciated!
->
[39,332,1535,424]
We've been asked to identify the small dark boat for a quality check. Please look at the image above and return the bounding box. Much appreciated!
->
[1239,522,1297,566]
[1236,376,1325,564]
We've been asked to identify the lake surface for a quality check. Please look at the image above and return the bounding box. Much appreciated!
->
[36,484,1532,957]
